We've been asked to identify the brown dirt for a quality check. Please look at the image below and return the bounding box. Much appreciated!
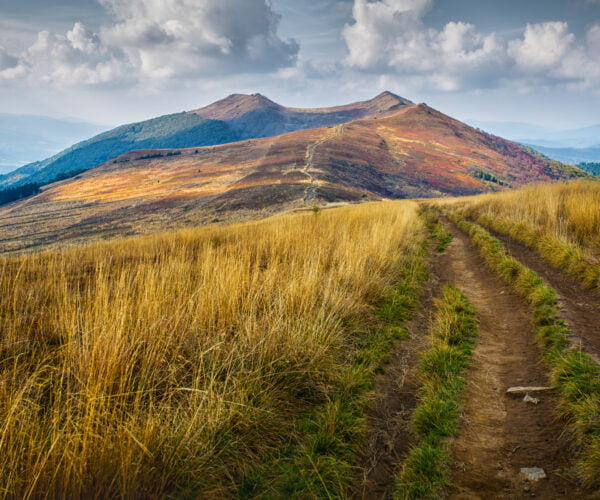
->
[486,227,600,362]
[354,246,442,499]
[439,223,595,499]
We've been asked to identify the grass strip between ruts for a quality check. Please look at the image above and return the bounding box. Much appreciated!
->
[395,285,479,499]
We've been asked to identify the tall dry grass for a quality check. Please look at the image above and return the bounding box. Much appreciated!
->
[0,201,421,498]
[439,180,600,288]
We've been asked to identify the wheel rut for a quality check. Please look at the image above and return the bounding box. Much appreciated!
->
[355,245,442,499]
[483,226,600,363]
[439,224,592,499]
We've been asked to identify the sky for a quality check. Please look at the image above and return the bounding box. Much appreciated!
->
[1,0,599,128]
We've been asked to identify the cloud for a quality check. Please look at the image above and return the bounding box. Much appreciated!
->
[343,0,600,91]
[0,0,298,88]
[508,22,574,70]
[99,0,298,78]
[0,46,18,70]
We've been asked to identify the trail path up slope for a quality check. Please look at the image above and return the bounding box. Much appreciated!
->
[303,124,345,203]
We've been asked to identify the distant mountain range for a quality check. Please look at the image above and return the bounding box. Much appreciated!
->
[0,114,107,175]
[0,92,412,188]
[0,92,585,253]
[468,119,600,163]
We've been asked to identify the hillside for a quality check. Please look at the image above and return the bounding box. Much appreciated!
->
[0,102,585,253]
[0,92,411,188]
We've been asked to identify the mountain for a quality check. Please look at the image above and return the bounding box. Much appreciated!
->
[468,119,600,164]
[521,144,600,164]
[0,92,412,188]
[468,119,600,149]
[0,114,107,175]
[0,100,585,253]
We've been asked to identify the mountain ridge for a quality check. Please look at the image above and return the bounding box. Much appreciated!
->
[0,92,413,189]
[0,98,586,253]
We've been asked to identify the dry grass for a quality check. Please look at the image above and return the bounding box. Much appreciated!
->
[0,201,421,498]
[437,180,600,288]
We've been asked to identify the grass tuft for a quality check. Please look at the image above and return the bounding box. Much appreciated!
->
[423,207,454,252]
[239,220,430,498]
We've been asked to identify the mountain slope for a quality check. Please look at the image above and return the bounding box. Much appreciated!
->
[0,92,411,188]
[0,102,585,253]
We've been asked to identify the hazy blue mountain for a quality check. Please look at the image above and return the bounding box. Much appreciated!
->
[468,119,600,149]
[0,92,411,189]
[522,144,600,164]
[0,113,108,174]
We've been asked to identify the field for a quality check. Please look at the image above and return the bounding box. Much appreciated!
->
[1,181,600,498]
[0,201,423,497]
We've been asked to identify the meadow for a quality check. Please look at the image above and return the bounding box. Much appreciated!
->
[0,201,422,498]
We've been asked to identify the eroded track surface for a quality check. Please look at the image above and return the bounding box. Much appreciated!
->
[440,225,590,499]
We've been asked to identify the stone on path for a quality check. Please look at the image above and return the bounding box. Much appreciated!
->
[506,386,553,395]
[523,394,540,404]
[520,467,547,481]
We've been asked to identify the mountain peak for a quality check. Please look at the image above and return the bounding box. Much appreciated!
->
[191,93,283,120]
[368,91,413,110]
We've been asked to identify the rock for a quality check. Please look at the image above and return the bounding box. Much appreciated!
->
[523,394,540,404]
[520,467,546,481]
[506,386,553,395]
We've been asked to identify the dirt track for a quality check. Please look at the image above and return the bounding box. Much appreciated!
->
[355,247,441,499]
[440,223,591,499]
[358,221,595,499]
[486,227,600,363]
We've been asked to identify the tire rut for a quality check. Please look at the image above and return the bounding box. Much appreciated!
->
[355,246,442,499]
[483,226,600,363]
[439,224,592,499]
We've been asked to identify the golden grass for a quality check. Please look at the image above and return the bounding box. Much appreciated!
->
[436,179,600,288]
[0,201,421,498]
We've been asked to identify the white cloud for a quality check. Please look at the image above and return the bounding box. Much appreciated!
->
[343,0,600,91]
[0,0,298,88]
[508,22,574,70]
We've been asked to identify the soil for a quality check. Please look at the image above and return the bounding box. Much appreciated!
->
[440,223,594,499]
[354,245,442,499]
[486,227,600,362]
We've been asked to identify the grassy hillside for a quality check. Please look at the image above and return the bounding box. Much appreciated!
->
[0,201,422,497]
[0,103,586,254]
[0,113,240,188]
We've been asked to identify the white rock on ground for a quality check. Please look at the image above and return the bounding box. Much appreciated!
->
[520,467,547,481]
[506,386,553,395]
